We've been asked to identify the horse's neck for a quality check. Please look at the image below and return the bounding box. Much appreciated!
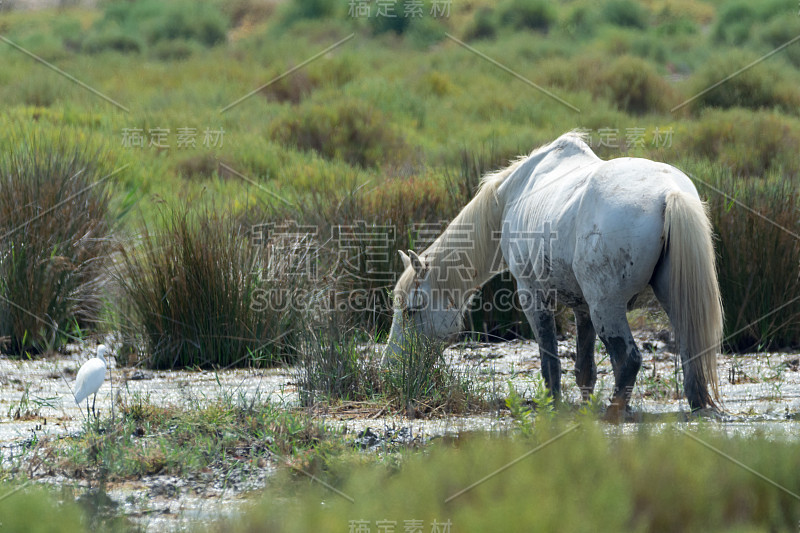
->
[424,183,505,307]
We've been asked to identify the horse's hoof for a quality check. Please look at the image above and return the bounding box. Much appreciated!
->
[602,402,634,423]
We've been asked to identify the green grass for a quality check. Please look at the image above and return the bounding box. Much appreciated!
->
[223,420,800,532]
[0,481,114,533]
[31,391,346,483]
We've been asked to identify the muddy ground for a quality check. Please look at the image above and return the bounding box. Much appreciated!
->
[1,331,799,531]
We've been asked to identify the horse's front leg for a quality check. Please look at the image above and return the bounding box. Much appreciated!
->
[574,307,597,401]
[520,286,560,400]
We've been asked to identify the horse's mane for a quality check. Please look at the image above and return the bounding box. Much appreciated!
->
[397,131,592,306]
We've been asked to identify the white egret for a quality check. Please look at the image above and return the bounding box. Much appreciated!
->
[74,344,109,419]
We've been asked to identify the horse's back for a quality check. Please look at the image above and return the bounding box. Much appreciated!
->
[500,144,700,309]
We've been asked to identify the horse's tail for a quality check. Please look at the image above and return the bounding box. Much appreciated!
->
[663,191,723,409]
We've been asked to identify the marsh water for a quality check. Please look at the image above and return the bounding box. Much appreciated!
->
[2,333,799,531]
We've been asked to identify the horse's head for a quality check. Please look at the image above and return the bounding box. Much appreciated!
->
[381,249,464,365]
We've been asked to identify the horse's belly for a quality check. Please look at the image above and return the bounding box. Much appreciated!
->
[541,257,586,308]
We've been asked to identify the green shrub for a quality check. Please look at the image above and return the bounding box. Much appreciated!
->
[282,0,339,22]
[269,99,410,169]
[231,424,800,532]
[175,153,220,180]
[261,69,317,104]
[364,0,446,44]
[758,17,800,68]
[369,1,412,34]
[115,204,297,369]
[260,56,358,104]
[87,0,229,52]
[223,0,278,27]
[405,14,447,48]
[540,54,673,114]
[538,54,605,93]
[0,133,116,355]
[560,2,599,38]
[145,2,228,47]
[15,73,61,107]
[758,0,798,18]
[713,0,795,45]
[653,3,699,36]
[464,7,497,41]
[53,17,84,51]
[712,0,757,45]
[679,109,800,176]
[497,0,556,33]
[684,52,800,113]
[82,24,144,54]
[630,32,668,62]
[149,38,198,60]
[599,55,674,114]
[601,0,649,29]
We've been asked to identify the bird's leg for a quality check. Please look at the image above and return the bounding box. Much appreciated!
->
[85,400,90,420]
[92,394,97,419]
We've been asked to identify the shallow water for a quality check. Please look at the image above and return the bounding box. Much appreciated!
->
[2,336,799,530]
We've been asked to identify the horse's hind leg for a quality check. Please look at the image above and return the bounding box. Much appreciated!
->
[588,302,642,416]
[574,308,597,401]
[520,286,560,399]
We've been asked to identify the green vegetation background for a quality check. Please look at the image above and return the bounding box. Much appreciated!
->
[2,2,800,531]
[1,0,799,353]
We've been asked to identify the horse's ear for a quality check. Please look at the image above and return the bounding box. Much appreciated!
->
[398,250,412,270]
[407,250,425,274]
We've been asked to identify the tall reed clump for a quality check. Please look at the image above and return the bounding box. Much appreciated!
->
[697,167,800,351]
[0,133,115,355]
[296,314,378,406]
[296,314,479,416]
[115,204,298,369]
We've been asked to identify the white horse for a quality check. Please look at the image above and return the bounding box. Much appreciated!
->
[382,132,723,414]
